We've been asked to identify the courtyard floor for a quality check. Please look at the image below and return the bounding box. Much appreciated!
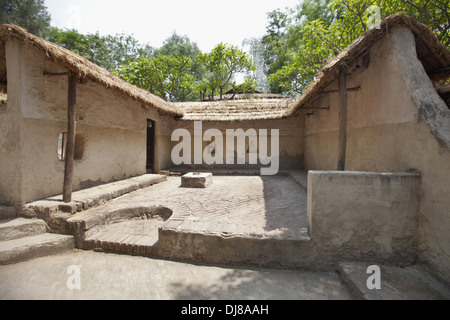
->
[2,173,449,300]
[81,174,309,241]
[0,250,352,300]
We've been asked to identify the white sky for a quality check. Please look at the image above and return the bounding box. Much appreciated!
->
[44,0,300,52]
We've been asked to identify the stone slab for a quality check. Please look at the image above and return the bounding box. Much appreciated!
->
[0,218,47,241]
[24,174,167,219]
[181,172,213,188]
[0,233,75,265]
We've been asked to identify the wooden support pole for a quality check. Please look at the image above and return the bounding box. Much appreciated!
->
[337,69,348,171]
[63,72,77,203]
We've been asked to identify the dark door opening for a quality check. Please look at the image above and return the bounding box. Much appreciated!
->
[146,119,156,173]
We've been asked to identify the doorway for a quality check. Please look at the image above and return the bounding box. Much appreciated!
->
[146,119,156,173]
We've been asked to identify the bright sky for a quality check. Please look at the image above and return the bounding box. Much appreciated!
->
[44,0,300,52]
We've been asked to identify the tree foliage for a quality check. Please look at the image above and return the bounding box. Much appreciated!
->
[257,0,450,96]
[197,43,257,100]
[154,32,206,79]
[46,28,152,71]
[3,0,449,101]
[114,54,196,102]
[0,0,51,37]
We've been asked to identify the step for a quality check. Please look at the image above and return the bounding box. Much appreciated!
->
[0,233,75,265]
[23,174,168,234]
[0,218,47,241]
[24,174,168,217]
[338,262,450,300]
[81,219,163,256]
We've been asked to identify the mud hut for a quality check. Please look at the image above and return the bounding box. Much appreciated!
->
[0,24,182,206]
[280,14,450,283]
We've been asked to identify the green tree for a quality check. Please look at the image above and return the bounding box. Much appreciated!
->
[46,27,89,56]
[160,54,196,102]
[197,43,257,100]
[101,33,153,70]
[231,77,258,95]
[386,0,450,46]
[114,54,195,102]
[260,9,292,93]
[155,32,201,65]
[154,32,208,97]
[265,0,450,96]
[0,0,51,37]
[257,0,334,94]
[46,27,151,71]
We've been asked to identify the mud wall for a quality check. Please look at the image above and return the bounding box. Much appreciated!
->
[303,27,450,283]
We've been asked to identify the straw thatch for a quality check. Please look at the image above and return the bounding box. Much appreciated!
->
[175,98,295,121]
[209,92,289,101]
[283,14,450,118]
[2,14,447,121]
[0,24,183,116]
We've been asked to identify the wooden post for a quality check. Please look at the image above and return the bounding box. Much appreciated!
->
[63,72,77,203]
[337,69,348,171]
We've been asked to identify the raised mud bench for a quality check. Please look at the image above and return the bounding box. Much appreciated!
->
[67,206,172,256]
[22,174,167,233]
[181,172,213,188]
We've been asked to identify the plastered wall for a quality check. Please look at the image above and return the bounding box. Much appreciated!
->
[165,117,304,171]
[308,171,420,264]
[303,27,450,283]
[1,38,169,205]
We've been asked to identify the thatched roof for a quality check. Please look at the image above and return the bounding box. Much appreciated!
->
[0,24,183,116]
[210,92,289,101]
[2,14,448,122]
[283,14,450,118]
[175,98,295,121]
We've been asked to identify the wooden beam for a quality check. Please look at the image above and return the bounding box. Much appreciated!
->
[319,86,361,95]
[337,69,348,171]
[301,106,330,110]
[43,72,69,76]
[63,72,77,203]
[427,67,450,76]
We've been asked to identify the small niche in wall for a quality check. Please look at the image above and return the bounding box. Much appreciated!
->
[0,78,6,111]
[58,132,66,161]
[58,132,85,161]
[0,92,6,111]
